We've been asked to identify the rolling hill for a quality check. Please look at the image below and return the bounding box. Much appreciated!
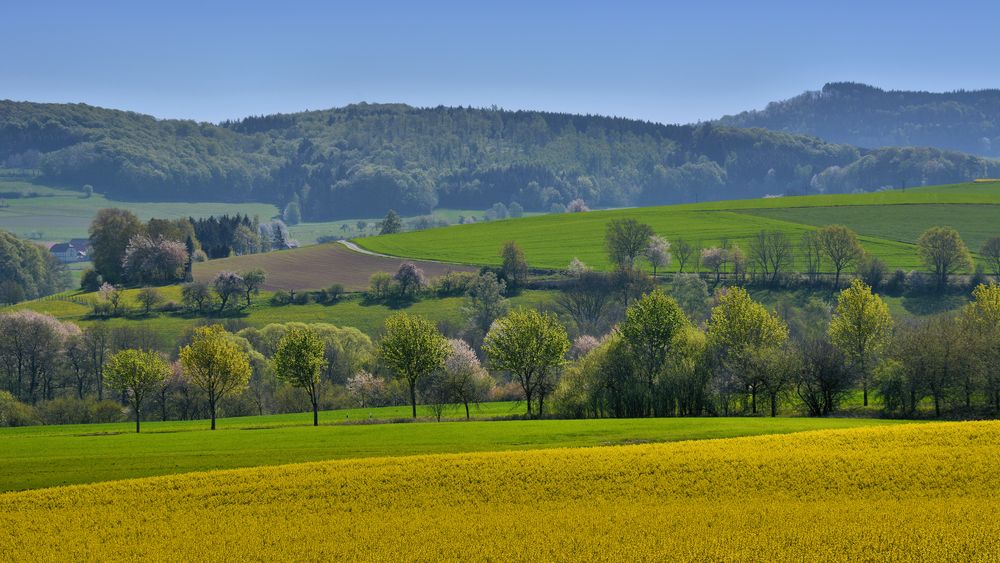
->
[3,99,999,221]
[356,181,1000,272]
[718,82,1000,157]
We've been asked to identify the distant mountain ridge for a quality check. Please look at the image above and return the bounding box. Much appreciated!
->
[1,98,997,220]
[718,82,1000,156]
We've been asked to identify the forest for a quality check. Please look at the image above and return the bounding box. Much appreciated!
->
[719,82,1000,157]
[2,100,998,219]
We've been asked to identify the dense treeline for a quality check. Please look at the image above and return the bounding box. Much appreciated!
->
[719,82,1000,157]
[3,100,998,218]
[0,229,70,304]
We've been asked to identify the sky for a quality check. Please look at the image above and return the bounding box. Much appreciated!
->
[3,0,999,125]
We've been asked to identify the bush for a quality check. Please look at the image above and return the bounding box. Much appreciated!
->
[90,399,126,423]
[319,284,345,303]
[905,270,930,293]
[80,268,103,292]
[0,391,41,427]
[292,291,313,305]
[433,271,477,297]
[857,256,888,292]
[270,290,292,305]
[886,269,907,294]
[36,397,125,425]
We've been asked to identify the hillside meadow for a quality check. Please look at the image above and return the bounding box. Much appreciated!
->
[0,412,901,492]
[357,181,1000,271]
[0,421,993,561]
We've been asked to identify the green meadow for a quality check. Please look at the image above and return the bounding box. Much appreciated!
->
[0,410,908,492]
[357,182,1000,271]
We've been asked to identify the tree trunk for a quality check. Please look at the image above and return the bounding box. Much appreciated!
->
[934,395,941,418]
[465,401,470,420]
[135,406,141,433]
[751,390,757,414]
[210,397,217,430]
[863,385,868,407]
[409,381,417,418]
[770,394,777,417]
[313,400,319,426]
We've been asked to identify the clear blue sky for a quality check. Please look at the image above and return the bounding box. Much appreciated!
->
[3,0,998,124]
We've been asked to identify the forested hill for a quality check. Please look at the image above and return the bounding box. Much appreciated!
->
[718,82,1000,157]
[2,99,998,219]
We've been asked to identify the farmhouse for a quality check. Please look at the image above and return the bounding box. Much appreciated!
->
[48,241,87,263]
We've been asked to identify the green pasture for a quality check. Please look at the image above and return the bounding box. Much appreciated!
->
[357,182,1000,272]
[0,180,278,243]
[0,412,909,492]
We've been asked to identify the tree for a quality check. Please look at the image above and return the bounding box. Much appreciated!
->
[179,325,252,429]
[271,327,329,426]
[443,339,494,419]
[82,184,94,198]
[645,235,671,278]
[751,345,799,417]
[213,271,245,311]
[828,279,893,406]
[674,238,695,273]
[103,349,169,433]
[554,271,615,336]
[89,208,145,283]
[181,281,212,312]
[500,241,528,289]
[566,198,590,213]
[748,230,793,285]
[619,289,688,416]
[917,226,973,290]
[981,237,1000,279]
[818,225,864,288]
[241,269,266,306]
[283,201,301,225]
[463,272,508,339]
[700,247,728,284]
[962,283,1000,412]
[377,313,449,418]
[508,202,524,218]
[856,255,887,292]
[122,235,188,284]
[380,209,403,235]
[394,262,426,298]
[605,219,653,271]
[800,230,823,285]
[796,339,853,416]
[707,287,788,414]
[346,371,385,408]
[135,287,163,315]
[483,308,569,417]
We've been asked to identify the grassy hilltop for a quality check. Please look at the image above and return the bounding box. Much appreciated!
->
[358,181,1000,271]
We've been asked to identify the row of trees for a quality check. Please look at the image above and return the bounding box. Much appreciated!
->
[604,218,988,291]
[0,229,70,304]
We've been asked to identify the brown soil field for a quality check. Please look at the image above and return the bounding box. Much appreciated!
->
[193,243,476,291]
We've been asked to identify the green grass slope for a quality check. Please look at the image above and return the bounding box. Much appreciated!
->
[0,410,906,492]
[357,182,1000,271]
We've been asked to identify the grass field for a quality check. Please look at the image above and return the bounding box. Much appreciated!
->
[193,242,477,291]
[1,421,992,561]
[357,182,1000,272]
[0,408,907,492]
[0,178,279,243]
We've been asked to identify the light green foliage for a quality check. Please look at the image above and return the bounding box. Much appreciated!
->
[620,289,688,416]
[272,327,329,426]
[917,225,974,288]
[377,313,449,418]
[605,218,653,270]
[829,279,893,406]
[484,308,570,417]
[103,349,170,432]
[179,325,252,429]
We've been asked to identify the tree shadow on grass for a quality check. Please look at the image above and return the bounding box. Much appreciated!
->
[900,293,968,316]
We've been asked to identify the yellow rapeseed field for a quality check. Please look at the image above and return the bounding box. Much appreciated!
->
[1,421,998,562]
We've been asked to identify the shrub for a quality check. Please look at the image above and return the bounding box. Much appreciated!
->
[324,284,345,302]
[90,400,126,423]
[0,391,41,427]
[270,290,292,305]
[886,269,907,294]
[292,291,313,305]
[80,268,103,292]
[434,271,476,297]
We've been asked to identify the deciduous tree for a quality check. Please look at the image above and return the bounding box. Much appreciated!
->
[272,327,329,426]
[179,325,252,429]
[377,313,449,418]
[828,279,893,406]
[605,219,653,271]
[619,289,688,416]
[104,349,169,432]
[818,225,864,288]
[917,226,973,290]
